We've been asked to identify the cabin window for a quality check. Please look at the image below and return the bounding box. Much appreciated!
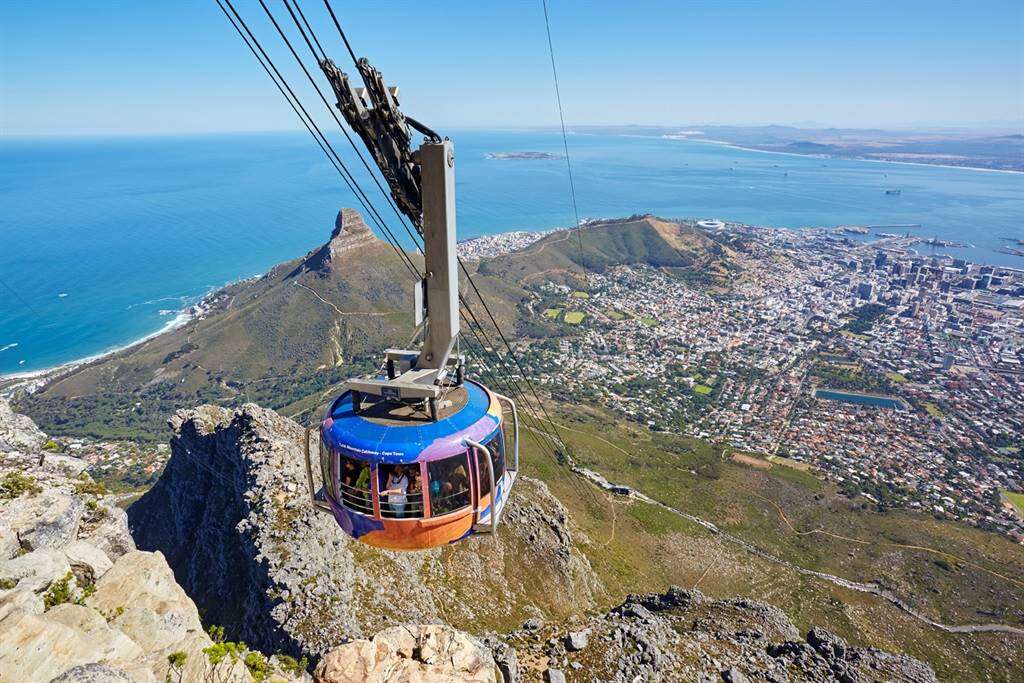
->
[336,453,373,515]
[486,429,506,484]
[319,436,338,502]
[427,453,471,516]
[378,464,424,519]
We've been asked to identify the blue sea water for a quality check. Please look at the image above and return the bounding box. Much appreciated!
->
[1,130,1022,375]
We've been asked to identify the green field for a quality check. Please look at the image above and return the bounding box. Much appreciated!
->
[885,372,908,383]
[641,317,659,327]
[564,311,586,325]
[1003,490,1024,517]
[571,291,590,299]
[923,402,943,418]
[693,384,712,395]
[605,310,626,320]
[543,308,562,319]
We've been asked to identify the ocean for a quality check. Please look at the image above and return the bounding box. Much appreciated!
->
[1,129,1022,375]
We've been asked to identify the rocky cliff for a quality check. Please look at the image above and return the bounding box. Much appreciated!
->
[507,588,937,683]
[127,403,602,658]
[1,398,940,681]
[0,400,319,682]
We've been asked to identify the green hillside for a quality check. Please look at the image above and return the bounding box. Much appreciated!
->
[13,212,732,440]
[14,210,417,440]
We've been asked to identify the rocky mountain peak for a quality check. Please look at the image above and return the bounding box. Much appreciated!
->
[300,208,378,274]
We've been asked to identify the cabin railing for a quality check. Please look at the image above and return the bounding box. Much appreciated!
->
[465,438,498,534]
[492,391,519,473]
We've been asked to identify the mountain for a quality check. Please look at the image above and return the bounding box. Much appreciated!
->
[7,211,1022,679]
[0,400,508,683]
[13,209,419,441]
[124,399,937,682]
[11,212,743,442]
[127,403,600,658]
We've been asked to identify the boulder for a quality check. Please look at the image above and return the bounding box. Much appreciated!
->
[0,608,104,683]
[544,669,566,683]
[86,551,202,637]
[314,624,498,683]
[806,626,847,661]
[63,540,113,584]
[0,399,46,453]
[0,526,19,561]
[3,489,85,552]
[78,505,135,561]
[565,629,589,651]
[48,663,135,683]
[37,454,90,479]
[110,607,192,654]
[0,588,43,620]
[0,548,71,593]
[45,603,143,663]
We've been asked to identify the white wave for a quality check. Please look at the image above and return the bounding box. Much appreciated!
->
[58,293,68,298]
[0,343,18,353]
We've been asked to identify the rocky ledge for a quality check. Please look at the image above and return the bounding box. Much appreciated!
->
[0,400,311,683]
[501,587,937,682]
[127,403,601,660]
[2,398,939,682]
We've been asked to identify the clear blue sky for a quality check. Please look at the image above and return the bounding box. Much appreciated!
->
[2,0,1021,136]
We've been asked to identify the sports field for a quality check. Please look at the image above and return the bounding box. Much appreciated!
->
[564,311,585,324]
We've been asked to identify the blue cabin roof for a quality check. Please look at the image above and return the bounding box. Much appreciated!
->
[321,380,502,465]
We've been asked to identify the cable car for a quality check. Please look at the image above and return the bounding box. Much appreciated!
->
[302,55,520,550]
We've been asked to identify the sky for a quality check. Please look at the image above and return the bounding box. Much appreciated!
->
[1,0,1022,136]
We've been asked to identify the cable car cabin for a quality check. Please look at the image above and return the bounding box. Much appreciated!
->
[303,380,519,551]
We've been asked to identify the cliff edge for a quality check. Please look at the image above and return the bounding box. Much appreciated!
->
[127,403,603,658]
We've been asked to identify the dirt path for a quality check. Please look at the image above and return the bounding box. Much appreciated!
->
[745,488,1024,591]
[293,282,394,317]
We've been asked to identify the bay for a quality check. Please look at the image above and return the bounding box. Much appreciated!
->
[1,129,1021,375]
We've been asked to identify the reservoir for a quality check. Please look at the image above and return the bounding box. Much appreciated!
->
[814,388,907,410]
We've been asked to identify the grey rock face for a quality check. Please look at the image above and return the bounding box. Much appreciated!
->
[565,629,589,651]
[129,403,602,659]
[504,587,938,683]
[6,489,85,552]
[0,398,46,453]
[49,663,135,683]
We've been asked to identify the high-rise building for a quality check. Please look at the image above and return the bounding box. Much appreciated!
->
[875,251,888,268]
[857,282,874,300]
[942,353,955,371]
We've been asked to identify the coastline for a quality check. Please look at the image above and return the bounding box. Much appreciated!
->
[0,290,218,385]
[667,136,1024,175]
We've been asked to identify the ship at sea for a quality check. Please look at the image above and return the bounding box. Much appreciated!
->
[885,188,902,195]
